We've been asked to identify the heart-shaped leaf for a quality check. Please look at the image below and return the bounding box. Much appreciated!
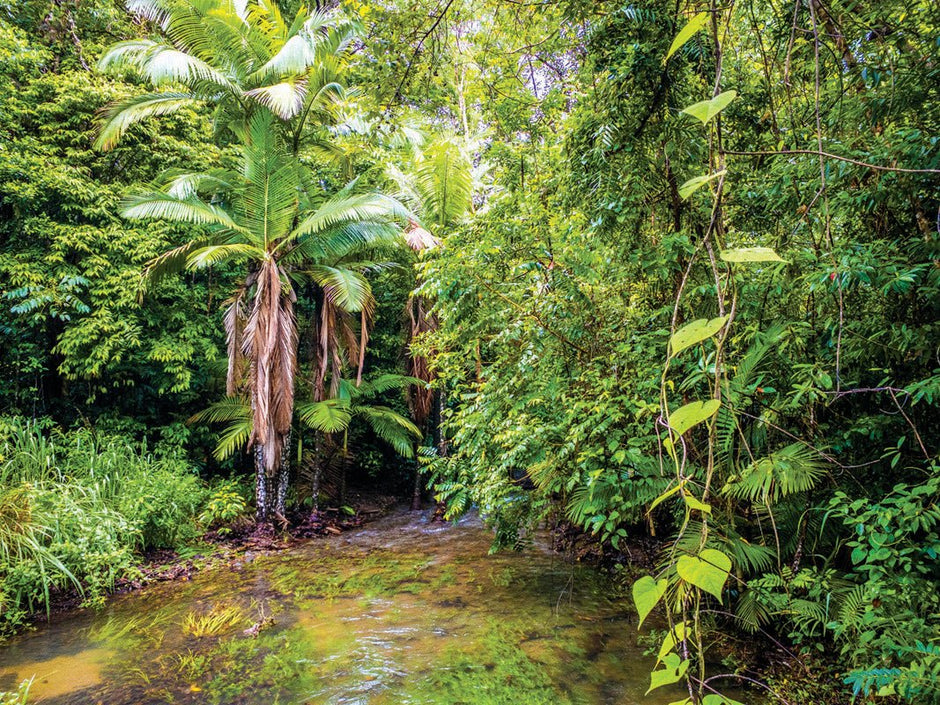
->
[678,169,726,199]
[702,695,746,705]
[669,316,729,356]
[633,575,668,628]
[665,12,709,61]
[682,90,737,124]
[684,493,712,515]
[669,399,721,436]
[657,621,688,663]
[647,652,690,694]
[720,247,787,263]
[676,548,732,602]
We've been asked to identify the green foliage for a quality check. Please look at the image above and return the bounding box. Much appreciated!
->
[401,0,940,701]
[0,419,209,634]
[0,679,31,705]
[199,482,250,532]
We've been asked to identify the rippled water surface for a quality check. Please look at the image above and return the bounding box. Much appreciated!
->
[0,510,692,704]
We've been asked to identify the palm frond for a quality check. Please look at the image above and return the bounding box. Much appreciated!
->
[283,222,401,264]
[356,373,424,397]
[239,111,299,243]
[121,191,242,230]
[722,443,827,504]
[99,40,237,90]
[356,406,421,458]
[224,292,247,396]
[245,80,307,119]
[308,266,371,312]
[140,236,221,291]
[186,243,262,269]
[415,138,473,228]
[244,259,297,473]
[296,399,352,433]
[95,92,201,151]
[188,396,252,460]
[286,191,409,247]
[159,169,238,198]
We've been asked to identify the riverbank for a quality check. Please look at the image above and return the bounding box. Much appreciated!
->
[14,492,402,638]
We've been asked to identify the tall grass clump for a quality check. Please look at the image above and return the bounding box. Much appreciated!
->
[0,418,208,635]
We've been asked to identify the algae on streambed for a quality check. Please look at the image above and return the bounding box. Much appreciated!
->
[0,510,688,704]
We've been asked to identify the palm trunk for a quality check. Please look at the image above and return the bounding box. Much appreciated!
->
[254,444,270,523]
[274,431,291,522]
[410,465,423,511]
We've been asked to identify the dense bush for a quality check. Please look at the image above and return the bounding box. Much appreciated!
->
[0,418,208,634]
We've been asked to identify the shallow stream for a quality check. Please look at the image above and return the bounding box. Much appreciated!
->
[0,509,693,704]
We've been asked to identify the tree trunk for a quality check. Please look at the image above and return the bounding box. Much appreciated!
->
[254,444,270,523]
[274,431,290,522]
[410,465,423,511]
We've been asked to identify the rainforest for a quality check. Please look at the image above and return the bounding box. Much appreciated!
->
[0,0,938,703]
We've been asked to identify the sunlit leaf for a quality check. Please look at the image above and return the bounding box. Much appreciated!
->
[647,653,690,694]
[681,90,737,124]
[676,548,732,602]
[679,170,726,199]
[648,482,682,514]
[702,695,746,705]
[665,12,709,61]
[669,316,729,355]
[657,621,688,663]
[669,399,721,436]
[633,576,668,629]
[684,494,712,515]
[720,247,787,263]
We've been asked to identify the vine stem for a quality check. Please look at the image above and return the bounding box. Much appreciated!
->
[722,149,940,175]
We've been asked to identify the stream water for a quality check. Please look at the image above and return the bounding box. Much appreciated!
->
[0,509,694,704]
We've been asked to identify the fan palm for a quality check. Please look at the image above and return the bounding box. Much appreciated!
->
[96,0,359,156]
[129,111,408,522]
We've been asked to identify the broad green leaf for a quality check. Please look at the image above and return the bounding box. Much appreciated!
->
[647,653,690,694]
[665,12,709,61]
[681,90,737,125]
[684,493,712,515]
[657,621,688,663]
[633,576,668,628]
[648,482,682,514]
[702,695,746,705]
[676,548,732,602]
[720,247,787,263]
[669,399,721,436]
[678,170,726,199]
[669,316,729,355]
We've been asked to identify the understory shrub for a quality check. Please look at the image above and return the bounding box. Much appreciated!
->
[0,417,209,634]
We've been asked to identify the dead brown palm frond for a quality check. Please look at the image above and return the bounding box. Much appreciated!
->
[405,221,439,251]
[224,288,248,396]
[245,259,297,474]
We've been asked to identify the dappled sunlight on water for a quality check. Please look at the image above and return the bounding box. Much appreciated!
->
[0,510,692,704]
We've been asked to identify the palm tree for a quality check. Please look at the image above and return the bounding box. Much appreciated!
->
[96,0,358,158]
[193,373,421,514]
[128,111,408,522]
[386,136,476,508]
[297,373,422,509]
